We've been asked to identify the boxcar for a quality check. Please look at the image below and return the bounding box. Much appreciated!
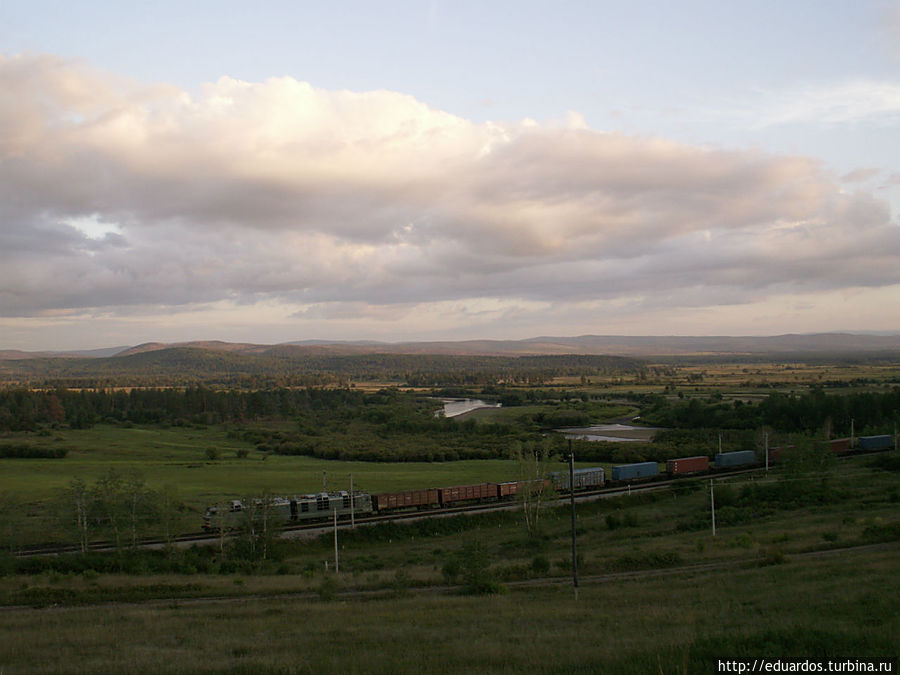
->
[373,489,439,512]
[611,462,658,482]
[858,435,893,451]
[714,450,757,468]
[828,438,851,453]
[666,456,709,475]
[550,467,606,491]
[438,483,496,506]
[497,479,552,499]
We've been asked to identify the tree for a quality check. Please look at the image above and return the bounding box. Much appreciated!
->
[514,438,558,537]
[124,471,157,549]
[65,478,92,553]
[93,468,125,550]
[159,484,181,548]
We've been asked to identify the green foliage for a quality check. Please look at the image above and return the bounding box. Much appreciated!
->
[0,443,68,459]
[457,540,504,595]
[759,545,787,566]
[640,386,900,436]
[317,575,339,601]
[861,520,900,543]
[608,549,683,571]
[440,558,460,584]
[530,555,550,575]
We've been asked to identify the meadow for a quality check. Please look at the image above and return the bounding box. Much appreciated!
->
[0,454,897,673]
[0,355,898,672]
[0,422,582,546]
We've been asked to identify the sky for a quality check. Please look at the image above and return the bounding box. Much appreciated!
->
[2,0,900,351]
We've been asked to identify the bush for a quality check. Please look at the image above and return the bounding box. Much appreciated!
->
[0,443,68,459]
[531,555,550,575]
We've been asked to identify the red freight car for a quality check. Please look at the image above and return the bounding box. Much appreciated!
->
[497,481,521,498]
[666,456,710,475]
[438,483,496,506]
[768,445,794,463]
[373,489,439,512]
[828,438,851,453]
[497,479,551,499]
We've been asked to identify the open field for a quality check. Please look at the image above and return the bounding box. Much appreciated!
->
[551,360,900,396]
[0,423,581,544]
[1,548,897,674]
[0,454,897,673]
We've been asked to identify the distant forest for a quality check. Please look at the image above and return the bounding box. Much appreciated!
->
[0,348,644,388]
[639,388,900,437]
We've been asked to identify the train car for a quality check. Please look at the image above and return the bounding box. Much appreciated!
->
[373,489,439,512]
[497,479,552,499]
[550,467,606,492]
[857,435,893,451]
[828,438,851,453]
[767,446,788,463]
[611,462,659,482]
[438,483,496,507]
[666,455,709,475]
[714,450,757,468]
[203,491,373,530]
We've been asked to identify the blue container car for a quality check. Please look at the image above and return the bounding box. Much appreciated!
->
[714,450,757,468]
[611,462,659,482]
[857,435,893,451]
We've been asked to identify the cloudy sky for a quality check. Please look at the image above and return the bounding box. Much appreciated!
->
[2,1,900,350]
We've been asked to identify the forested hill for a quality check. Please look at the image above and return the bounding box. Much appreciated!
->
[0,347,645,388]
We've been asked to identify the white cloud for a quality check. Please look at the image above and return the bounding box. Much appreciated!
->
[1,54,899,343]
[750,81,900,128]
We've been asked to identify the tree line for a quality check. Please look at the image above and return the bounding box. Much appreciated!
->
[639,387,900,436]
[0,348,644,388]
[0,386,374,431]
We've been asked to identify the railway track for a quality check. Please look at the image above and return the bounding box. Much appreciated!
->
[11,450,889,558]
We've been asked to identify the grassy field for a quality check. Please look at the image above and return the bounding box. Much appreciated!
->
[551,361,900,396]
[0,421,541,498]
[0,548,896,674]
[0,454,897,673]
[0,423,583,544]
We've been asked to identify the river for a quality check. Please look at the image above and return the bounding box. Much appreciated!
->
[557,423,659,443]
[436,398,502,418]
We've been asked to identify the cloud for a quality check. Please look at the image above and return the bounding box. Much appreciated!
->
[1,53,899,337]
[841,168,881,183]
[749,81,900,128]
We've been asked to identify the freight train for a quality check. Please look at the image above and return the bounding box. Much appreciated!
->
[202,435,893,530]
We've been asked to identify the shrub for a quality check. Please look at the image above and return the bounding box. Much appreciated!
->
[531,555,550,575]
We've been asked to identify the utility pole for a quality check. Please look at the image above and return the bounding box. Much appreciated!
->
[323,470,327,492]
[333,507,339,573]
[569,441,578,599]
[710,480,717,537]
[765,431,769,473]
[851,419,855,449]
[350,473,355,529]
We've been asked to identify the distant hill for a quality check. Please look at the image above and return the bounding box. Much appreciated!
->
[4,333,900,362]
[0,346,130,360]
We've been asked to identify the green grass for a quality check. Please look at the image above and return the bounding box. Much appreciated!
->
[0,547,895,673]
[0,456,897,671]
[0,423,583,544]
